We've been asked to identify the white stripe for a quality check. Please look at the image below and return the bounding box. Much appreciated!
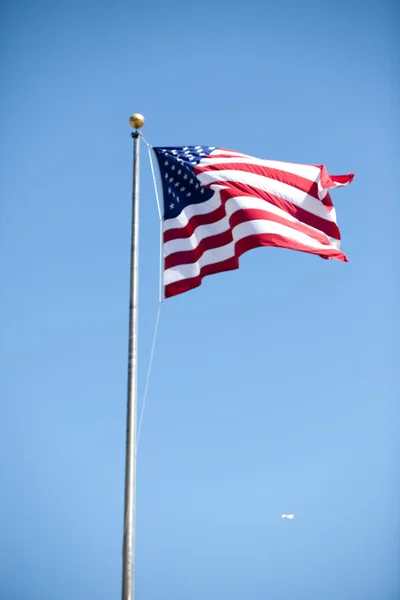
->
[164,195,335,257]
[163,189,223,233]
[165,219,340,285]
[331,180,351,188]
[198,156,322,183]
[210,149,249,158]
[165,241,234,286]
[196,169,336,222]
[164,215,229,257]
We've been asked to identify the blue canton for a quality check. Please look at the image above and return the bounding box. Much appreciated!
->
[153,146,216,220]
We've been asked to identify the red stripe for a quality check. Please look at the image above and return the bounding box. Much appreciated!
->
[164,185,340,244]
[229,207,331,246]
[165,206,333,271]
[219,186,340,240]
[165,233,348,298]
[165,255,239,298]
[163,204,226,243]
[165,228,233,270]
[318,165,354,189]
[331,173,354,185]
[322,192,333,210]
[195,161,322,200]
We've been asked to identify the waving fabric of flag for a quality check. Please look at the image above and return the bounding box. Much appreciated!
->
[153,146,353,299]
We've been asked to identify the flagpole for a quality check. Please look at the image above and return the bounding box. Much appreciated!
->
[122,113,145,600]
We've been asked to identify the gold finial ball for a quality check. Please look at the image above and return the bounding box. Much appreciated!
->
[129,113,145,129]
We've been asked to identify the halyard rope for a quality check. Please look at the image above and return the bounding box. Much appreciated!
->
[136,137,163,451]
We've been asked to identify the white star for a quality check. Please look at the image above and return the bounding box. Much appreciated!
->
[169,176,173,182]
[178,169,182,175]
[168,188,172,194]
[195,183,199,189]
[171,165,175,171]
[164,160,169,165]
[176,198,180,203]
[201,189,204,194]
[169,203,175,209]
[186,192,192,197]
[180,186,185,192]
[183,174,188,179]
[164,173,169,179]
[174,181,179,187]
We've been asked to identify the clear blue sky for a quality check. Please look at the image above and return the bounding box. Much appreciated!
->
[1,1,399,598]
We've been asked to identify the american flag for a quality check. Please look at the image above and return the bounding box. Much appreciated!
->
[153,145,353,299]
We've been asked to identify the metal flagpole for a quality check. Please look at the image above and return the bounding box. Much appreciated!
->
[122,113,145,600]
